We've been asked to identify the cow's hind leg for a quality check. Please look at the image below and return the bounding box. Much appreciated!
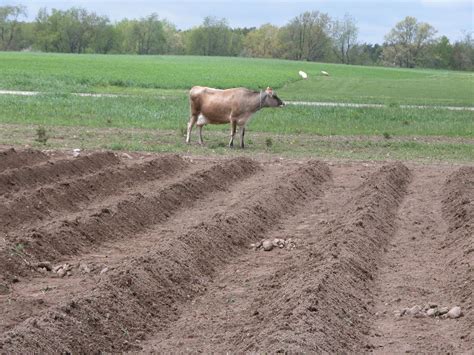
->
[228,121,237,148]
[186,114,198,144]
[197,124,205,145]
[239,126,246,149]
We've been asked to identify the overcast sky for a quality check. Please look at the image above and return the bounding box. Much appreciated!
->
[3,0,473,44]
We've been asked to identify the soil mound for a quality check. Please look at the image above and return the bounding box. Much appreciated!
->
[442,166,473,331]
[243,162,411,353]
[0,148,48,173]
[0,152,119,196]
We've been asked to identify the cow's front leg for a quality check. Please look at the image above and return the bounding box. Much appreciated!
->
[228,121,237,148]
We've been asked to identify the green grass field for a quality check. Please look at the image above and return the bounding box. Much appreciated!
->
[0,52,472,162]
[1,52,473,105]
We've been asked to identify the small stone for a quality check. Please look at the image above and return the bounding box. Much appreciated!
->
[408,305,421,316]
[426,308,437,317]
[57,268,66,278]
[122,153,133,159]
[447,306,462,319]
[438,307,449,315]
[35,261,52,271]
[100,267,109,274]
[427,302,437,308]
[79,263,90,273]
[262,240,273,251]
[398,308,408,317]
[52,264,63,273]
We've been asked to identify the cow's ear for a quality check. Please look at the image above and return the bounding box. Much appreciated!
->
[266,87,273,96]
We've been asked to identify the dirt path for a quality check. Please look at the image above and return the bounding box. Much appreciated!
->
[1,89,473,111]
[370,165,473,353]
[286,101,474,111]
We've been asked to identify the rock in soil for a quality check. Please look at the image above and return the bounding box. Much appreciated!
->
[438,307,449,315]
[447,306,462,319]
[262,240,273,251]
[407,305,422,316]
[79,263,91,273]
[35,261,52,271]
[426,308,438,317]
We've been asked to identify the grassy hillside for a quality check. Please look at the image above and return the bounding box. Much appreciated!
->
[0,52,473,106]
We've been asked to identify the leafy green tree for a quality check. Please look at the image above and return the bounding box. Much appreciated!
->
[451,32,474,71]
[34,7,112,53]
[187,16,234,56]
[162,20,185,54]
[424,35,453,68]
[0,5,27,50]
[383,16,436,68]
[243,24,281,58]
[133,13,166,54]
[331,13,358,64]
[279,11,332,61]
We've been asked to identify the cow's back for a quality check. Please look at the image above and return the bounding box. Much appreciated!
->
[189,87,257,123]
[189,87,234,121]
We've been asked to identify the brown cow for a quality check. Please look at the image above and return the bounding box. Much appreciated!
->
[186,86,284,148]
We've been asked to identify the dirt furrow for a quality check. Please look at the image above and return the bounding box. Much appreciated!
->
[0,159,297,337]
[0,157,278,335]
[441,167,473,346]
[0,152,120,196]
[370,165,472,353]
[0,155,189,232]
[0,157,260,284]
[137,161,374,352]
[0,148,49,173]
[138,162,410,353]
[0,160,331,353]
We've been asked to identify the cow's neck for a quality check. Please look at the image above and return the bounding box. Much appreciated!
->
[255,91,266,111]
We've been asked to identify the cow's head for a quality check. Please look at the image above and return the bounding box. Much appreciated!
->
[264,87,284,107]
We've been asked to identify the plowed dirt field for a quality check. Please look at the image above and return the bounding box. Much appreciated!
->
[0,148,472,353]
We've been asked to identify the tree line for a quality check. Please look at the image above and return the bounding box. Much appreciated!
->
[1,5,473,70]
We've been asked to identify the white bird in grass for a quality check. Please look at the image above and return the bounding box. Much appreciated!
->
[321,70,330,76]
[298,70,308,79]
